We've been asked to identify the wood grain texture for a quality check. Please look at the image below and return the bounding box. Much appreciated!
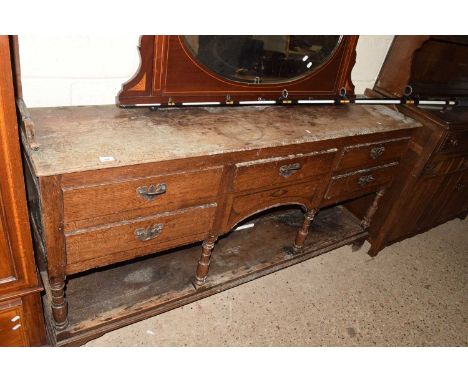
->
[26,102,417,330]
[62,166,222,229]
[374,36,430,97]
[367,35,468,255]
[118,36,359,105]
[26,104,420,176]
[225,180,323,232]
[335,137,410,173]
[45,206,367,346]
[38,176,68,328]
[22,37,421,331]
[437,130,468,154]
[0,195,16,283]
[0,299,28,346]
[324,162,398,203]
[0,36,45,346]
[0,36,39,293]
[233,149,336,192]
[66,204,217,273]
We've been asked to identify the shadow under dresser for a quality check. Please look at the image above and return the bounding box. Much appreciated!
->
[22,104,419,345]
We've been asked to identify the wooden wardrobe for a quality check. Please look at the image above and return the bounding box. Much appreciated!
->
[0,36,46,346]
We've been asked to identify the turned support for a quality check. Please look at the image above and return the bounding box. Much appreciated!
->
[354,187,386,255]
[361,188,386,230]
[49,277,68,330]
[194,234,218,286]
[292,208,318,254]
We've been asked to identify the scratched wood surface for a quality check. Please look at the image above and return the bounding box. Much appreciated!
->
[46,205,365,345]
[27,105,421,176]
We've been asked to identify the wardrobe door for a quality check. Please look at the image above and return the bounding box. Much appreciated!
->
[0,35,46,346]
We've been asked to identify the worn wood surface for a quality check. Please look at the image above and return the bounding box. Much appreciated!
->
[42,205,366,346]
[324,162,398,204]
[62,166,223,229]
[233,149,336,192]
[66,204,217,273]
[225,180,322,231]
[374,36,430,97]
[335,137,410,173]
[366,35,468,255]
[27,104,420,176]
[26,102,417,330]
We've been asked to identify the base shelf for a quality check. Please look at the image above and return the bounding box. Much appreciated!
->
[42,205,366,346]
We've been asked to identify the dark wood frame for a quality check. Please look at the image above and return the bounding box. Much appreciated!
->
[118,35,358,106]
[358,36,468,255]
[0,36,46,346]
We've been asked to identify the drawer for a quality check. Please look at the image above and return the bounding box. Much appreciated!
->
[324,163,398,202]
[438,131,468,154]
[336,137,410,173]
[0,300,28,347]
[63,167,223,225]
[422,155,468,177]
[233,149,337,192]
[226,180,322,231]
[66,204,217,272]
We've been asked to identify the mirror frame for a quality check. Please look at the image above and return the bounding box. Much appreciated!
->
[118,35,359,107]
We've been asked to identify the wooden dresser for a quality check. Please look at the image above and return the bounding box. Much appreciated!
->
[21,103,419,345]
[0,36,46,346]
[362,36,468,254]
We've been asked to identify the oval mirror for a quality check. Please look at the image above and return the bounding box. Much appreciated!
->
[182,35,342,85]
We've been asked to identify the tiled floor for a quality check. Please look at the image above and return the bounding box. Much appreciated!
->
[86,217,468,346]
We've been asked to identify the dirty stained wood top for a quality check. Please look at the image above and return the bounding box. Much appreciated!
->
[27,104,420,176]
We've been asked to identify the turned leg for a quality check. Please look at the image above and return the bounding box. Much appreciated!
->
[357,188,386,256]
[361,188,386,230]
[49,276,68,330]
[194,234,218,286]
[351,238,366,252]
[292,208,318,254]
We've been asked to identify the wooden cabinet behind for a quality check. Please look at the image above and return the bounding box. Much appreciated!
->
[0,36,46,346]
[365,36,468,254]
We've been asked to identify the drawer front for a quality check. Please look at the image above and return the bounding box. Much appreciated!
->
[439,131,468,154]
[324,163,398,202]
[63,167,223,225]
[226,180,322,231]
[336,138,410,173]
[423,155,468,177]
[66,204,217,271]
[0,300,28,347]
[439,170,468,220]
[233,149,337,193]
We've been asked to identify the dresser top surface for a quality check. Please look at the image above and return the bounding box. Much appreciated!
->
[27,104,420,176]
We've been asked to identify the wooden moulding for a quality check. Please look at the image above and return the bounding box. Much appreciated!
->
[118,36,358,106]
[40,205,366,346]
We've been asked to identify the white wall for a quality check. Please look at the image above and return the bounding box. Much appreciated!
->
[19,35,394,107]
[353,35,394,94]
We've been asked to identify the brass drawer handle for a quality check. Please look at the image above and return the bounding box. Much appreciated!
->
[455,182,465,191]
[449,138,459,147]
[279,163,301,177]
[370,146,385,160]
[137,183,167,200]
[358,174,375,186]
[134,223,164,241]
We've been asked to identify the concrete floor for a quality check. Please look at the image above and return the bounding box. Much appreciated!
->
[86,218,467,346]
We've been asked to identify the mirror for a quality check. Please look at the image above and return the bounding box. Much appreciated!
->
[183,35,342,84]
